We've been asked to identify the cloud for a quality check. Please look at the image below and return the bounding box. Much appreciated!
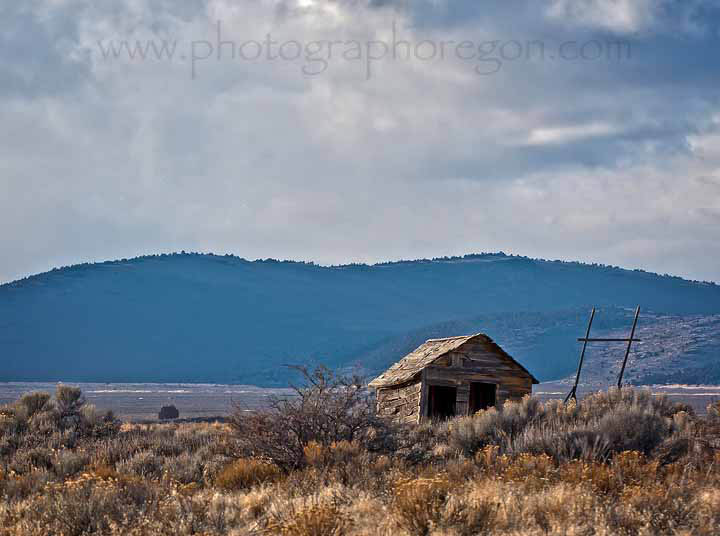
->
[0,0,719,284]
[546,0,657,33]
[0,2,90,98]
[525,122,620,145]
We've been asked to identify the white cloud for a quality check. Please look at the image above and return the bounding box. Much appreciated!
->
[526,122,619,145]
[547,0,656,33]
[0,0,719,284]
[548,0,658,33]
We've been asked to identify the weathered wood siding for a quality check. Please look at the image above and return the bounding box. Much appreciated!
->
[422,340,533,417]
[423,365,532,413]
[376,380,422,424]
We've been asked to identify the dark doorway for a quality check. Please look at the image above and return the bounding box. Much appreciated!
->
[469,382,496,413]
[428,385,457,419]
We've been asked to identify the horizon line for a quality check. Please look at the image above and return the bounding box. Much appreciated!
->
[2,250,717,288]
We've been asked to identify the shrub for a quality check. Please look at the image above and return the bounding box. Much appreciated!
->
[652,436,692,465]
[445,396,549,456]
[230,366,387,470]
[391,477,452,535]
[445,408,502,456]
[579,387,685,420]
[441,488,498,536]
[610,451,659,486]
[615,483,696,533]
[18,391,53,419]
[78,405,121,439]
[22,476,160,535]
[1,386,119,449]
[164,452,206,484]
[303,441,329,467]
[707,400,720,419]
[0,468,52,502]
[55,385,85,417]
[159,405,180,420]
[303,440,363,469]
[10,446,54,474]
[266,494,351,536]
[509,425,609,462]
[117,450,163,479]
[597,407,668,455]
[53,449,91,478]
[442,389,679,461]
[215,458,281,491]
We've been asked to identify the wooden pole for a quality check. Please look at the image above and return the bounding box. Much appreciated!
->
[565,308,595,403]
[617,306,640,388]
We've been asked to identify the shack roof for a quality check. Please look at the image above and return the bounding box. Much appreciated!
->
[368,333,539,388]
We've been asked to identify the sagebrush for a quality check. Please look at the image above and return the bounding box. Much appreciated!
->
[1,379,720,535]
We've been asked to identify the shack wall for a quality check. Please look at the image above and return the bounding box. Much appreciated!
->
[376,380,422,424]
[423,365,532,415]
[421,342,533,417]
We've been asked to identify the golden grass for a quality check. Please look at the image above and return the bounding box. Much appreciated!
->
[1,389,720,535]
[214,458,281,491]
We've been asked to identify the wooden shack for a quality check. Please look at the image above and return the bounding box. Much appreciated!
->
[368,333,539,423]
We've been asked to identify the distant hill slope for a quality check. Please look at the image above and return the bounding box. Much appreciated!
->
[1,253,719,385]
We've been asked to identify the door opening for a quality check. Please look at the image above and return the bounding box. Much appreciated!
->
[469,382,496,413]
[428,385,456,419]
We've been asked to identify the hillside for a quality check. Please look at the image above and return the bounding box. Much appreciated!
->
[1,252,719,385]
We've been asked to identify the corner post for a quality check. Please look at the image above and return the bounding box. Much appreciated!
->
[565,307,595,403]
[617,306,640,388]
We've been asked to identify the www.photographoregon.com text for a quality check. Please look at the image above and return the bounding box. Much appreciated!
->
[96,21,633,80]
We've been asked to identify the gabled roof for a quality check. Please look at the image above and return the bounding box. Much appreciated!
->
[368,333,539,388]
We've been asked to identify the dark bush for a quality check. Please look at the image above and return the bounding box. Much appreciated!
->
[159,405,180,420]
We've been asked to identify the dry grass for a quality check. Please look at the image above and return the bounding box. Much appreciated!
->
[215,458,281,491]
[1,385,720,534]
[266,493,352,536]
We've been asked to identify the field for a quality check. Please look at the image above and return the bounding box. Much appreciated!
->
[0,382,294,421]
[2,381,718,420]
[1,378,720,535]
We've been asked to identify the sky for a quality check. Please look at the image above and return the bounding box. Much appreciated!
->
[1,0,720,284]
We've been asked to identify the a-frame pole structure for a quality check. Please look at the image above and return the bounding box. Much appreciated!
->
[565,306,642,403]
